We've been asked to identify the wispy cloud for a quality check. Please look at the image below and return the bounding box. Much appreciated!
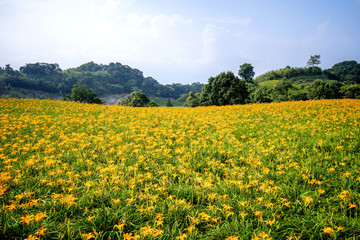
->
[197,24,227,64]
[317,20,330,36]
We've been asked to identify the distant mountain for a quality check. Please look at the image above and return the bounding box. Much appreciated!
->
[0,61,204,101]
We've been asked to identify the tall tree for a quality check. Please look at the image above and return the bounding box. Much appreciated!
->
[200,71,249,106]
[166,98,173,107]
[238,63,255,83]
[307,55,321,67]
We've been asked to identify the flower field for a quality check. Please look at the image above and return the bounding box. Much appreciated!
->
[0,98,359,240]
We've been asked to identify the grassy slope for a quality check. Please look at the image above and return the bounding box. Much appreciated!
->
[258,80,280,89]
[258,79,305,93]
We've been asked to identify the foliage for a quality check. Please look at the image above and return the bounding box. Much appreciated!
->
[0,62,204,99]
[330,60,360,83]
[289,91,309,101]
[20,62,62,75]
[200,71,249,106]
[307,55,321,67]
[307,80,343,100]
[176,93,189,104]
[118,91,158,107]
[64,84,104,104]
[255,66,324,83]
[340,83,360,99]
[147,100,159,107]
[165,99,173,107]
[238,63,255,83]
[183,91,201,107]
[250,86,273,103]
[273,79,293,96]
[0,99,360,239]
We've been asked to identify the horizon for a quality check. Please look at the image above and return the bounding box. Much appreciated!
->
[1,0,360,84]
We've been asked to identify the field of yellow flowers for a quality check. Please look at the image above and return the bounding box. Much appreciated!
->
[0,98,359,240]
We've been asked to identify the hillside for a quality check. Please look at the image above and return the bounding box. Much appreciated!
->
[255,61,360,85]
[0,62,204,101]
[248,61,360,103]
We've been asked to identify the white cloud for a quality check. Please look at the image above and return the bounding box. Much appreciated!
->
[150,14,192,39]
[197,24,227,64]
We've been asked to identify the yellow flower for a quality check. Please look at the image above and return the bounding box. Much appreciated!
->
[113,223,125,231]
[141,225,152,237]
[302,196,313,206]
[123,232,133,240]
[82,232,95,240]
[34,212,48,222]
[265,218,276,226]
[176,233,187,240]
[20,215,33,225]
[239,212,248,218]
[184,225,196,233]
[5,203,16,211]
[318,189,325,194]
[335,225,344,232]
[35,228,48,236]
[24,235,39,240]
[348,203,357,209]
[322,227,335,235]
[225,236,239,240]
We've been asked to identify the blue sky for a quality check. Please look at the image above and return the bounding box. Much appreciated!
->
[1,0,359,84]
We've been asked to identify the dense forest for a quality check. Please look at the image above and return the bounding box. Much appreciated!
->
[0,61,203,101]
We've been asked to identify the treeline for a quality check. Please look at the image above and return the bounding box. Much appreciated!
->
[182,59,360,107]
[0,61,203,99]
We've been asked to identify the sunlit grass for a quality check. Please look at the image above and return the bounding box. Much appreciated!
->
[0,98,359,239]
[258,80,280,89]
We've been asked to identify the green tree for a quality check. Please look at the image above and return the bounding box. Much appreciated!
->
[176,93,189,104]
[307,80,342,100]
[147,100,159,107]
[166,98,173,107]
[251,86,272,103]
[0,76,6,92]
[340,83,360,99]
[307,55,321,67]
[118,91,158,107]
[274,79,293,96]
[200,71,249,106]
[330,60,360,83]
[271,79,294,102]
[183,92,200,107]
[238,63,255,83]
[65,84,104,104]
